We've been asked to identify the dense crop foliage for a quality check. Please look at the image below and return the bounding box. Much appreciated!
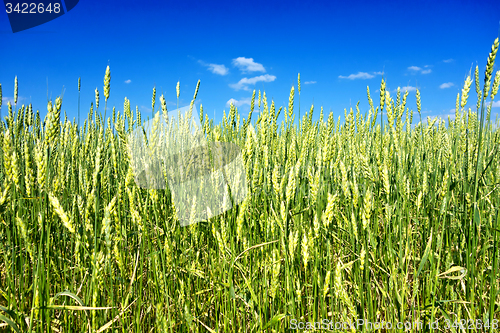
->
[1,38,500,332]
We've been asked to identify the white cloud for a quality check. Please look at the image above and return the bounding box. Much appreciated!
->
[229,74,276,91]
[443,59,454,63]
[440,82,454,89]
[232,57,266,73]
[198,60,229,75]
[207,64,229,75]
[140,105,151,113]
[408,66,432,74]
[226,97,252,107]
[124,79,132,84]
[401,86,416,92]
[492,101,500,107]
[441,109,457,121]
[338,71,384,80]
[304,81,316,84]
[339,72,376,80]
[2,96,25,104]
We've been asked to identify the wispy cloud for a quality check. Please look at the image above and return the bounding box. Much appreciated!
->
[304,81,316,84]
[124,79,132,84]
[208,64,229,75]
[140,105,151,113]
[229,74,276,91]
[408,66,432,74]
[401,86,417,92]
[440,82,454,89]
[2,96,26,104]
[439,109,459,121]
[492,101,500,107]
[232,57,266,73]
[226,97,252,107]
[443,59,454,63]
[198,60,229,75]
[338,71,384,80]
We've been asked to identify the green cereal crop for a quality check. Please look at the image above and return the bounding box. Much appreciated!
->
[0,38,500,332]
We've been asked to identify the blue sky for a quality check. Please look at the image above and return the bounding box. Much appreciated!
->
[1,0,500,127]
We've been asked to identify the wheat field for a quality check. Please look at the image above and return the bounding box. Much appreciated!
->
[0,38,500,332]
